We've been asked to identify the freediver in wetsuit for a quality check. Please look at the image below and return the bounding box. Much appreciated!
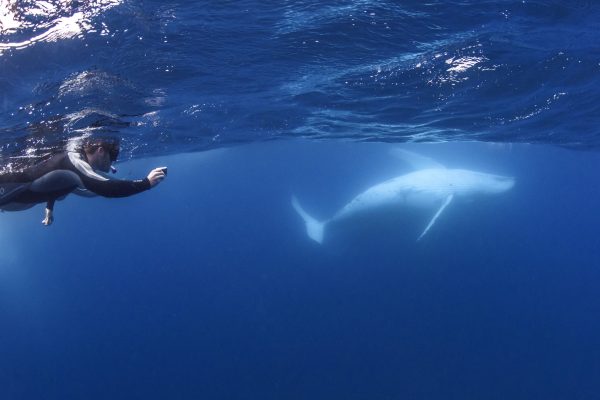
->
[0,138,166,225]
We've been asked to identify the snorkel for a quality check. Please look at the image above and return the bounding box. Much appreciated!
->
[106,140,120,174]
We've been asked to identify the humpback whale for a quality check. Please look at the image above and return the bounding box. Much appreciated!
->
[292,150,514,244]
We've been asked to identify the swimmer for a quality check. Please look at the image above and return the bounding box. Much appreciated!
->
[0,137,166,225]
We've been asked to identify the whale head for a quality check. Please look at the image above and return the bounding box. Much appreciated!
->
[449,169,515,196]
[478,173,515,194]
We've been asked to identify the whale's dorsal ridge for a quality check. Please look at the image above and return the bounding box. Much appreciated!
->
[389,148,446,170]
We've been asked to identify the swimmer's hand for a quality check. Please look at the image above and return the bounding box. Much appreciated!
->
[42,208,54,226]
[147,167,167,187]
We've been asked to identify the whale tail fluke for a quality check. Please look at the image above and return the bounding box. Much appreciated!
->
[291,196,325,244]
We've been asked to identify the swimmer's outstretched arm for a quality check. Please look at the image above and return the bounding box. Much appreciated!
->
[147,167,167,187]
[78,166,167,197]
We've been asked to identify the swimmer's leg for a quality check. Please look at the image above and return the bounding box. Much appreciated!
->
[0,183,30,208]
[30,170,82,193]
[30,171,81,226]
[1,171,81,222]
[0,202,36,211]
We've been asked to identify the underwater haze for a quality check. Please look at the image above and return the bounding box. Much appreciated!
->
[2,1,600,399]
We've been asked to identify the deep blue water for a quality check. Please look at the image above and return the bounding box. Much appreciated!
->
[2,1,600,399]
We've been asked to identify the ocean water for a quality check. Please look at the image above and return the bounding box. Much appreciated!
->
[1,1,600,399]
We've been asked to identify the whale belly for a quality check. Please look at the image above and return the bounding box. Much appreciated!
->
[403,191,445,209]
[333,187,399,221]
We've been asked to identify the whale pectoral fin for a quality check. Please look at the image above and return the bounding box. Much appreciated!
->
[417,194,453,241]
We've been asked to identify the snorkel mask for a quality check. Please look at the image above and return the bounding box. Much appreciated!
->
[103,143,120,173]
[83,137,121,174]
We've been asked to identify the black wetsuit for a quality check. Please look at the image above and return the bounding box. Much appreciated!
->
[0,151,151,211]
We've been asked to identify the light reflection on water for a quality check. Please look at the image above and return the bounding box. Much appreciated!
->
[0,0,122,53]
